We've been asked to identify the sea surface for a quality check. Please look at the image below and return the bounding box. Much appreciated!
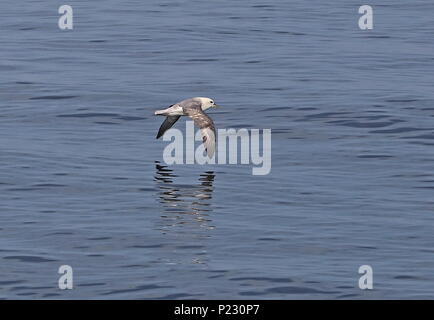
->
[1,0,434,299]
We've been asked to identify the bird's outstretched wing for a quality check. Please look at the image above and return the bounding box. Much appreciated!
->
[185,107,216,158]
[156,116,181,139]
[200,127,216,158]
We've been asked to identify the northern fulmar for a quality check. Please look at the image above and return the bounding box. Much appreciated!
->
[154,97,220,158]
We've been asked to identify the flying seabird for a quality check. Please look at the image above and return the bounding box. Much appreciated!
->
[154,97,220,158]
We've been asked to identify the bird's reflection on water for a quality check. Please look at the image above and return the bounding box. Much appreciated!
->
[154,161,216,234]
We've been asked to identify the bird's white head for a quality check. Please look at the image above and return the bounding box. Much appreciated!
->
[197,97,220,111]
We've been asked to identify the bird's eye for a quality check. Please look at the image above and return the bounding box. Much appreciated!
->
[210,101,214,104]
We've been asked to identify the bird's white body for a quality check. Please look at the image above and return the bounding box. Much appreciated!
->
[154,97,215,116]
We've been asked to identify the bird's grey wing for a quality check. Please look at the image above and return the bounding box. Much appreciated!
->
[179,98,202,110]
[200,127,216,158]
[185,108,216,158]
[156,115,181,139]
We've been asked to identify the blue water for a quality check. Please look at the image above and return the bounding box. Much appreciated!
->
[1,0,434,299]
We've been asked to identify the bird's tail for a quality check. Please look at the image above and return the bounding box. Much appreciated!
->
[154,109,166,115]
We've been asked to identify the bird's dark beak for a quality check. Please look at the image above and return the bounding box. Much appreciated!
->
[214,104,221,108]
